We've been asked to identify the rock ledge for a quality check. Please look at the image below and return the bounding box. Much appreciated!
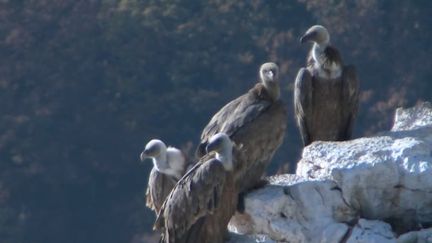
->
[228,102,432,243]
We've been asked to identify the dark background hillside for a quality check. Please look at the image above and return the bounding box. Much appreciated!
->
[0,1,431,242]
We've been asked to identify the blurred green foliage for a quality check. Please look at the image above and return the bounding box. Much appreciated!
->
[0,0,431,242]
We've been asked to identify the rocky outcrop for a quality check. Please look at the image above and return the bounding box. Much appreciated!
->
[228,102,432,242]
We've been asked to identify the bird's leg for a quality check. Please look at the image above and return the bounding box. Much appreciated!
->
[237,178,269,213]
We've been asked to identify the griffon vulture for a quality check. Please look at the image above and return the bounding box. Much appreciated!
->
[196,62,287,192]
[140,139,188,214]
[155,133,236,243]
[295,25,359,146]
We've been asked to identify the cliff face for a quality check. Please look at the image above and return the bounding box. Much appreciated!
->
[228,102,432,243]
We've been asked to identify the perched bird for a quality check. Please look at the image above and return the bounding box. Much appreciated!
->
[140,139,188,214]
[295,25,359,146]
[196,62,287,193]
[155,133,237,243]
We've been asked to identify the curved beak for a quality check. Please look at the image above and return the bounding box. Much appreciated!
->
[299,35,308,44]
[267,70,274,80]
[300,32,315,44]
[140,151,148,161]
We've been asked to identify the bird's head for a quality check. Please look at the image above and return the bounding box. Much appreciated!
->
[300,25,330,46]
[259,62,280,100]
[259,62,279,84]
[206,133,233,171]
[140,139,167,161]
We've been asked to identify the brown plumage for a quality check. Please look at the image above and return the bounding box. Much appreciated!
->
[140,139,190,215]
[196,62,287,193]
[145,168,177,214]
[155,133,236,243]
[295,25,359,146]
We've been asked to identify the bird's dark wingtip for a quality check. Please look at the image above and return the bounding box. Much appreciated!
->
[237,192,246,213]
[237,179,270,213]
[254,178,269,189]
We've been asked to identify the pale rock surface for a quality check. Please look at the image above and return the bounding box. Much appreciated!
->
[228,102,432,242]
[347,219,395,243]
[397,228,432,243]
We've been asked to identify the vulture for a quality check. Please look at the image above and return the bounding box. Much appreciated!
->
[196,62,287,193]
[295,25,359,146]
[154,133,237,243]
[140,139,189,214]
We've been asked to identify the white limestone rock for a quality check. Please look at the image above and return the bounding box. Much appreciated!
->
[227,233,276,243]
[392,102,432,131]
[397,227,432,243]
[229,102,432,242]
[347,219,395,243]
